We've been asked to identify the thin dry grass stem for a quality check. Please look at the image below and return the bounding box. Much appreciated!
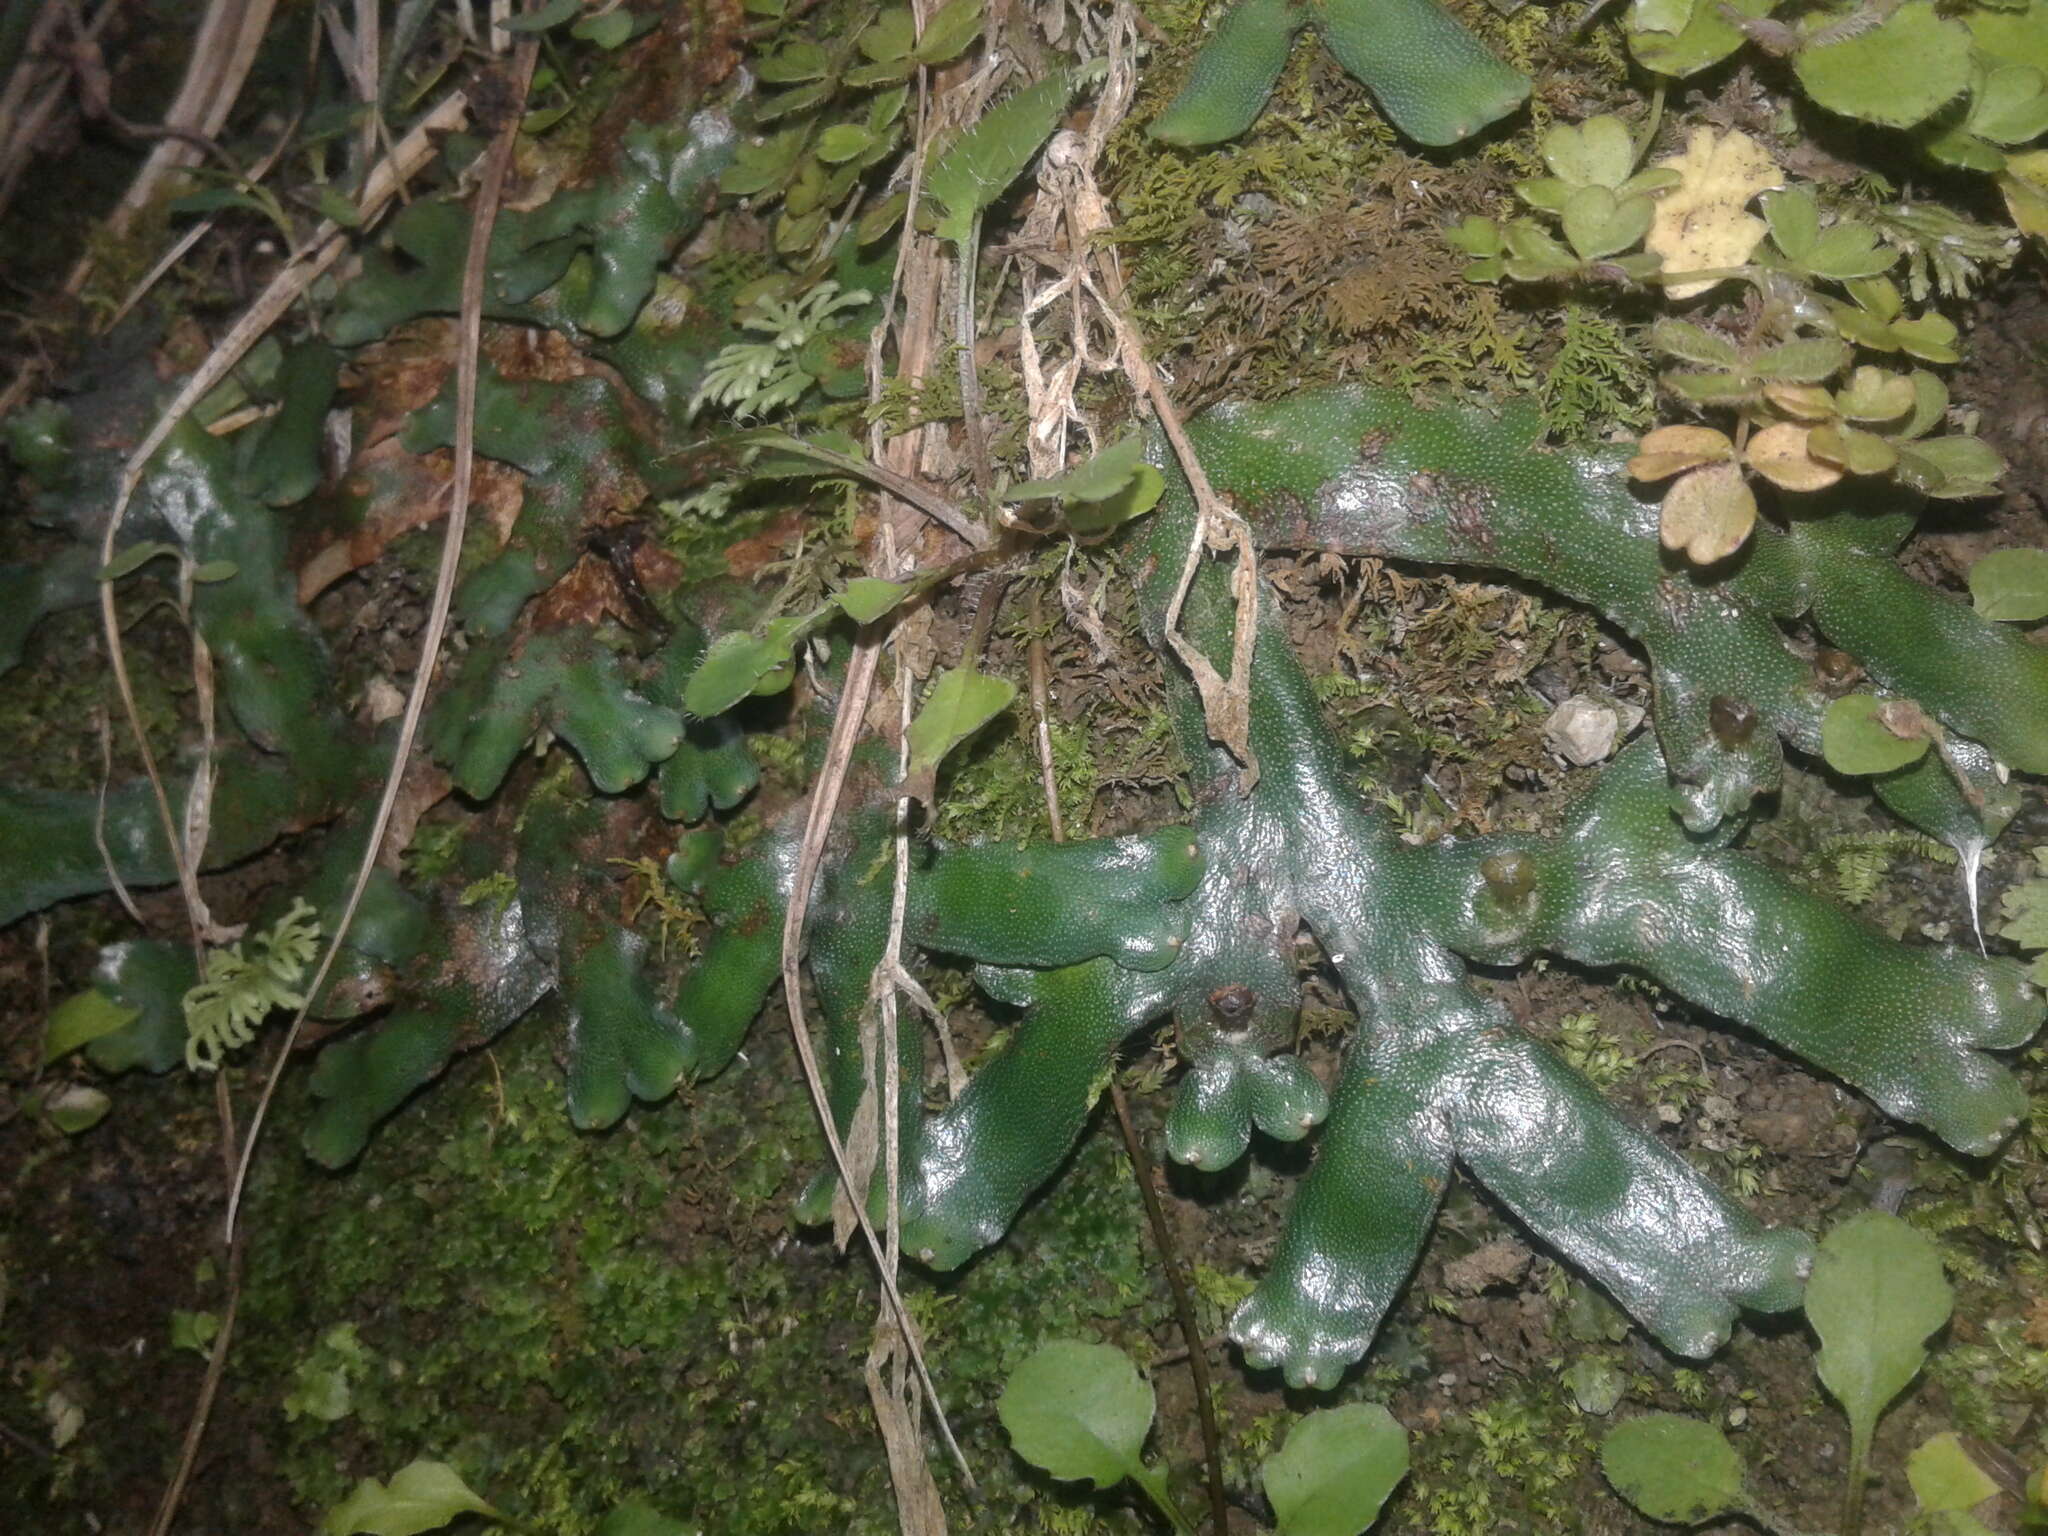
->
[0,0,107,221]
[810,13,988,1514]
[92,705,147,928]
[142,66,491,1536]
[859,521,950,1535]
[92,89,469,972]
[1012,4,1260,787]
[64,0,282,298]
[220,75,492,1246]
[1027,588,1064,842]
[103,159,258,333]
[1107,1076,1231,1536]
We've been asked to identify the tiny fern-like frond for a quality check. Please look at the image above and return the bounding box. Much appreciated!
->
[182,898,321,1072]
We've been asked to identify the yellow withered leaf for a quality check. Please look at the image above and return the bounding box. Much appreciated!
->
[1628,424,1735,481]
[1746,422,1843,492]
[1647,128,1783,300]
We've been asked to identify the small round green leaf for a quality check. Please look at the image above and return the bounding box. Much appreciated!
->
[1600,1413,1746,1524]
[1794,1,1971,128]
[1262,1403,1410,1536]
[1564,1357,1628,1416]
[1969,548,2048,622]
[1821,693,1934,776]
[1541,116,1635,189]
[998,1341,1154,1490]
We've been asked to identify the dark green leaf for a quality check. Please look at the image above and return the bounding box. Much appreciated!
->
[596,1502,692,1536]
[502,0,579,31]
[1600,1414,1747,1525]
[913,0,983,64]
[758,81,836,123]
[571,10,640,48]
[815,123,874,163]
[859,8,916,61]
[102,541,180,580]
[757,41,831,82]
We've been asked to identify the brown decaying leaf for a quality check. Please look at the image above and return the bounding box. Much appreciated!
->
[1745,421,1842,491]
[1660,459,1758,565]
[1628,424,1734,481]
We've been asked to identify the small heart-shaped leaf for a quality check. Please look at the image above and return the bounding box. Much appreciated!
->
[1628,424,1735,481]
[1835,365,1916,423]
[1746,422,1842,491]
[1659,460,1757,564]
[1808,423,1900,477]
[1542,115,1636,189]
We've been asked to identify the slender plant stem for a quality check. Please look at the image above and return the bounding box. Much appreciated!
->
[1109,1077,1231,1536]
[1131,1463,1201,1536]
[1843,1431,1870,1536]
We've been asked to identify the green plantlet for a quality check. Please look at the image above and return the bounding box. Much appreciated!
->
[688,281,872,421]
[1809,1210,1955,1535]
[999,1341,1409,1534]
[999,1340,1191,1532]
[183,898,322,1073]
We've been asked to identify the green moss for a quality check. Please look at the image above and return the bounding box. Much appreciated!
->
[1397,1378,1592,1536]
[232,1004,1188,1531]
